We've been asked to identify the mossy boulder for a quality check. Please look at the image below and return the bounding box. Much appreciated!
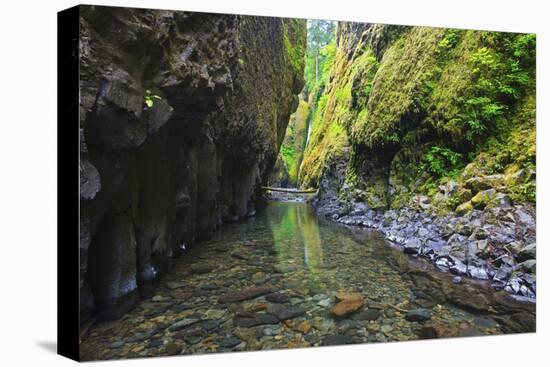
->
[465,177,492,194]
[456,188,473,203]
[455,201,473,215]
[471,189,497,209]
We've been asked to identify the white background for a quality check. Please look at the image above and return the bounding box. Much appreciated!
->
[0,0,548,365]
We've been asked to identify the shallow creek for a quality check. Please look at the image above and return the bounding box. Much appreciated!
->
[80,201,535,360]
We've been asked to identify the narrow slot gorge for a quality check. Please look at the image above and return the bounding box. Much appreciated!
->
[78,7,536,360]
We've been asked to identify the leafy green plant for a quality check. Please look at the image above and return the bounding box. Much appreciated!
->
[280,144,296,166]
[510,181,536,203]
[488,160,504,174]
[520,181,536,202]
[144,89,162,108]
[438,30,459,49]
[462,34,535,142]
[464,96,505,140]
[387,133,400,143]
[420,146,463,177]
[446,194,461,210]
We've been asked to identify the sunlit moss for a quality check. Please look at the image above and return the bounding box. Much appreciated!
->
[299,37,380,188]
[351,27,446,148]
[298,23,535,209]
[279,99,309,186]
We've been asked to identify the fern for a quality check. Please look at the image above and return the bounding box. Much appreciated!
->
[420,146,463,177]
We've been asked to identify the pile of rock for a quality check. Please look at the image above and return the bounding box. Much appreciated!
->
[314,196,536,299]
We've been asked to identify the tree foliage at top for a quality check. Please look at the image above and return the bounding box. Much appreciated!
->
[305,19,336,94]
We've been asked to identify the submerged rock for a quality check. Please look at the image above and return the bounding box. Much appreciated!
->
[317,298,332,307]
[217,337,242,348]
[273,264,300,274]
[168,318,201,332]
[218,287,273,303]
[321,334,355,346]
[165,281,186,290]
[294,321,313,334]
[164,343,182,356]
[189,264,217,275]
[331,292,364,316]
[267,304,306,320]
[405,308,432,322]
[110,341,125,349]
[266,292,290,304]
[351,309,381,321]
[233,311,279,327]
[251,272,270,285]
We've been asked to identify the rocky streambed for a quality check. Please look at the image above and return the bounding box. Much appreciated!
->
[80,201,535,360]
[314,191,537,300]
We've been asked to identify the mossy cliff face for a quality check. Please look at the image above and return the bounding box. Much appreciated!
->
[268,97,310,187]
[300,23,535,213]
[299,23,536,297]
[79,6,305,320]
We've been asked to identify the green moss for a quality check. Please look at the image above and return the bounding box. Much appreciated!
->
[455,201,473,215]
[428,32,535,146]
[352,27,447,148]
[471,189,498,209]
[298,23,535,208]
[279,99,309,186]
[282,19,307,78]
[299,37,381,188]
[299,39,348,188]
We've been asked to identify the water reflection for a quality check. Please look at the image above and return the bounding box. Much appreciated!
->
[80,202,535,360]
[267,202,323,272]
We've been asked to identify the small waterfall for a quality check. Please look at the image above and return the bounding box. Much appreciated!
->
[305,108,313,147]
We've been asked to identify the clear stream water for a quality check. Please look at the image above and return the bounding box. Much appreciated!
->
[80,201,531,360]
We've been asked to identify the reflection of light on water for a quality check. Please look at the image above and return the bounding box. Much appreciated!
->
[267,202,323,272]
[297,204,323,272]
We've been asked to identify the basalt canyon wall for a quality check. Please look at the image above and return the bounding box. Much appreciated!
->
[79,6,306,321]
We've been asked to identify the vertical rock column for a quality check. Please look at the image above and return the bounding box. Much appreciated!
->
[78,6,306,321]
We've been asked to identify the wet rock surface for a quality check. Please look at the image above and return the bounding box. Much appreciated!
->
[80,202,534,360]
